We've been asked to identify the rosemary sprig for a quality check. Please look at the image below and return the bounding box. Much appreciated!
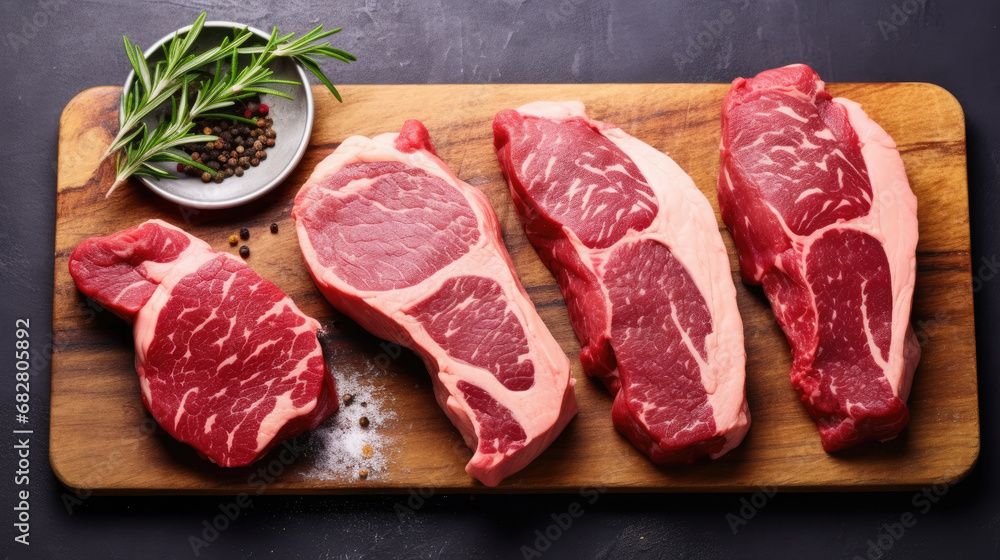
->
[104,13,253,161]
[105,13,355,197]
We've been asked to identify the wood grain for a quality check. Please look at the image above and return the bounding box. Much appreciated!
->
[51,83,978,494]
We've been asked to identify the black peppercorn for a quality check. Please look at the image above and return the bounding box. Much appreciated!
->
[201,172,212,183]
[239,245,249,258]
[359,416,369,428]
[240,228,249,240]
[270,222,278,234]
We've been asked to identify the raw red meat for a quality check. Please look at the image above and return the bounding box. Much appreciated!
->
[494,101,749,464]
[293,120,576,486]
[718,64,920,451]
[68,220,337,467]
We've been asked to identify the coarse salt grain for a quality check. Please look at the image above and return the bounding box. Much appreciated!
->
[304,345,396,481]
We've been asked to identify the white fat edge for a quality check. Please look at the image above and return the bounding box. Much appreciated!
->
[835,97,919,398]
[596,119,749,438]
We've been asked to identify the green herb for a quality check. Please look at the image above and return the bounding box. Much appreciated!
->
[104,12,355,197]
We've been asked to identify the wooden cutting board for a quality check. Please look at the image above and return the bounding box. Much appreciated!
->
[51,83,977,494]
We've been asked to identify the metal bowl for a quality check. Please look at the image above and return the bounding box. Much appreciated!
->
[120,21,314,209]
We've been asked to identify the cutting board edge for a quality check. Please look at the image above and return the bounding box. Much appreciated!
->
[49,83,979,494]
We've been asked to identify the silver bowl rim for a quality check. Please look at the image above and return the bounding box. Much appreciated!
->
[119,20,314,210]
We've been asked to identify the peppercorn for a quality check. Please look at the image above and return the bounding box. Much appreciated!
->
[252,128,263,137]
[228,158,238,167]
[362,444,373,459]
[359,470,369,479]
[219,121,229,131]
[250,158,260,167]
[253,141,263,151]
[212,126,222,135]
[270,222,278,234]
[207,161,220,171]
[214,139,224,150]
[217,154,227,163]
[213,173,224,184]
[229,234,238,246]
[223,168,234,177]
[359,416,369,428]
[191,152,201,161]
[256,118,267,128]
[236,145,244,154]
[201,172,212,183]
[342,393,353,405]
[264,117,273,126]
[266,129,276,139]
[257,151,267,161]
[234,167,244,177]
[258,135,267,144]
[240,228,249,240]
[266,139,275,148]
[203,127,212,135]
[234,136,243,145]
[239,245,249,258]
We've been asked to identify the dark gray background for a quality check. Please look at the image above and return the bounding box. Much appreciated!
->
[1,0,997,558]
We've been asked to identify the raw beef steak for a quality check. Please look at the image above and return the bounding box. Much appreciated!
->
[292,120,576,487]
[69,220,337,467]
[494,101,749,464]
[718,64,920,451]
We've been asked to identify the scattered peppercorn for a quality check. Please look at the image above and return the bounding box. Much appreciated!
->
[229,234,239,246]
[239,245,250,258]
[342,393,354,405]
[270,223,279,234]
[240,228,250,240]
[359,416,369,428]
[358,470,369,479]
[362,444,373,459]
